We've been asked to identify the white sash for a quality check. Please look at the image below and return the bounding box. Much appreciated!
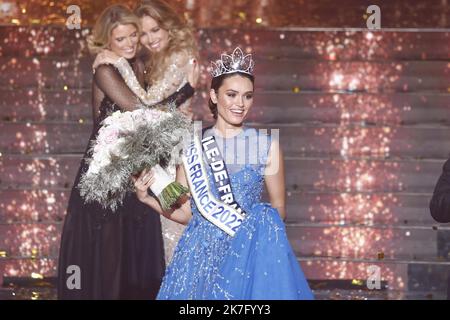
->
[182,134,246,236]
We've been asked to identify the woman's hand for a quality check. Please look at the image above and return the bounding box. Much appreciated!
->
[93,49,122,71]
[132,168,155,202]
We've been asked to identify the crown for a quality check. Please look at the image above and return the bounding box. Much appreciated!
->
[210,47,255,78]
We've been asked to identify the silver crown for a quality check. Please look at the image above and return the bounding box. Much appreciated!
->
[210,47,255,78]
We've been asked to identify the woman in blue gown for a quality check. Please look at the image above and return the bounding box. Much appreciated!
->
[134,48,314,300]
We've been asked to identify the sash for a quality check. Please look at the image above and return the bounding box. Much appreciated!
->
[201,127,248,216]
[182,130,246,236]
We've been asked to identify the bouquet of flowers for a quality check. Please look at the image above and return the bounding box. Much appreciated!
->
[78,105,191,211]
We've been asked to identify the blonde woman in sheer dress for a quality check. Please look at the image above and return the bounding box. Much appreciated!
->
[92,0,200,265]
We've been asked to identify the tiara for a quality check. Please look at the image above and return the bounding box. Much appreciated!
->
[210,47,255,78]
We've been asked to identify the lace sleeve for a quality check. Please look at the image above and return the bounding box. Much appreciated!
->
[113,51,194,106]
[93,64,142,111]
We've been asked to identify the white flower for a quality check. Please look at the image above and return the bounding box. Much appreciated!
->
[103,111,122,126]
[87,163,100,175]
[116,115,135,132]
[92,149,111,168]
[109,137,127,157]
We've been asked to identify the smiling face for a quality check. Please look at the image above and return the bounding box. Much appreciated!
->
[139,15,170,53]
[210,74,254,126]
[109,23,139,59]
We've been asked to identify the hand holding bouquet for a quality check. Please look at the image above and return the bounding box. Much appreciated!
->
[78,105,191,211]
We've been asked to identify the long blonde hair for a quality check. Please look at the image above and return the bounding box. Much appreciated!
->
[88,4,141,54]
[134,0,199,85]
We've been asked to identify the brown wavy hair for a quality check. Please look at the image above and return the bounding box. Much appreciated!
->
[134,0,199,85]
[88,4,141,54]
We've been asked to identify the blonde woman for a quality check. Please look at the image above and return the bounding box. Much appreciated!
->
[92,0,200,266]
[57,4,193,300]
[93,0,199,118]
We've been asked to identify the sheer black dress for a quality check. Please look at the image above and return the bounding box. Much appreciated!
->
[57,58,194,300]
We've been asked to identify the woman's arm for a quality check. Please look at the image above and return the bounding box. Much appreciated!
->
[93,64,143,111]
[114,50,197,106]
[430,159,450,223]
[93,50,198,111]
[134,166,192,225]
[264,139,287,221]
[91,80,105,123]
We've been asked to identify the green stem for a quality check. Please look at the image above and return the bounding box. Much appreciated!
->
[158,182,190,211]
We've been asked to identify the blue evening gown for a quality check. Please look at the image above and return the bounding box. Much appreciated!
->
[157,127,313,300]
